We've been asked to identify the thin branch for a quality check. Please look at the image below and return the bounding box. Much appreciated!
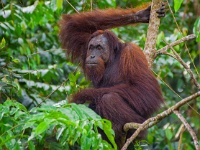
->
[90,0,92,11]
[121,91,200,150]
[174,110,199,150]
[163,40,200,90]
[158,51,176,58]
[167,0,200,78]
[156,34,196,56]
[166,0,181,33]
[38,78,69,106]
[38,66,79,106]
[66,0,79,13]
[177,124,185,150]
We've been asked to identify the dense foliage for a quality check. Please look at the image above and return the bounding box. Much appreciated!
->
[0,100,116,149]
[0,0,200,149]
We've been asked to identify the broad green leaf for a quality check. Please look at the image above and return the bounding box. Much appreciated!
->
[193,17,200,42]
[56,0,63,9]
[56,127,65,140]
[156,31,164,46]
[59,107,76,120]
[27,113,44,122]
[28,141,35,150]
[14,142,21,150]
[68,72,77,84]
[71,130,81,145]
[35,121,49,135]
[174,0,184,12]
[60,128,69,144]
[78,104,101,119]
[37,105,56,112]
[14,101,27,112]
[165,128,173,140]
[71,104,86,119]
[0,38,6,49]
[81,132,91,150]
[101,119,116,149]
[91,134,100,149]
[23,121,36,129]
[10,107,19,115]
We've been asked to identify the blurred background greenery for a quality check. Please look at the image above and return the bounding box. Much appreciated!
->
[0,0,200,149]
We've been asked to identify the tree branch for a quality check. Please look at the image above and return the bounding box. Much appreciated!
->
[156,34,196,57]
[144,0,162,67]
[121,91,200,150]
[123,122,141,132]
[123,0,199,149]
[174,110,199,150]
[176,124,185,150]
[163,40,200,90]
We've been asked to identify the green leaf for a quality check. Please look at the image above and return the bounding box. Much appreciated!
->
[165,128,173,140]
[174,0,184,12]
[68,72,76,84]
[37,105,57,112]
[14,142,21,150]
[78,104,101,119]
[13,59,20,64]
[35,121,49,135]
[28,141,35,150]
[71,129,81,145]
[193,17,200,42]
[156,31,164,46]
[81,132,91,150]
[71,104,86,119]
[14,101,27,112]
[51,0,63,11]
[0,38,6,49]
[10,107,19,115]
[56,127,65,140]
[23,121,36,129]
[60,128,69,144]
[56,0,63,9]
[27,113,44,122]
[101,119,117,149]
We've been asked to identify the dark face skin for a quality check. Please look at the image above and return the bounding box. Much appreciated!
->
[86,35,110,67]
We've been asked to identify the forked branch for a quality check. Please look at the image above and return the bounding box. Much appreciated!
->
[122,91,200,150]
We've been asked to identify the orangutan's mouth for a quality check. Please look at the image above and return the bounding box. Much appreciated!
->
[86,63,97,66]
